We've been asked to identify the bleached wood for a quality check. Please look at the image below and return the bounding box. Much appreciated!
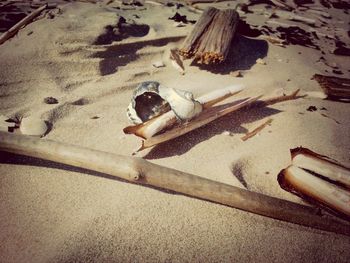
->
[0,131,349,235]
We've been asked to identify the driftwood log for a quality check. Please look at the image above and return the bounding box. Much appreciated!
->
[0,4,47,45]
[0,131,349,236]
[179,7,239,64]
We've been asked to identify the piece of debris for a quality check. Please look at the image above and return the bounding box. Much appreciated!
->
[173,21,186,27]
[169,12,196,24]
[44,97,59,104]
[179,7,239,64]
[312,74,350,101]
[91,116,100,119]
[241,118,273,141]
[0,115,16,132]
[230,70,243,77]
[307,106,317,112]
[256,58,266,65]
[260,35,286,47]
[222,131,232,136]
[169,49,185,74]
[152,61,165,68]
[19,116,48,136]
[278,147,350,220]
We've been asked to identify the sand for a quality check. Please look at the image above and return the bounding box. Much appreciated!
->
[0,0,349,262]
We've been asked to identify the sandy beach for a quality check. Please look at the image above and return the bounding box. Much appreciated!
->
[0,0,349,262]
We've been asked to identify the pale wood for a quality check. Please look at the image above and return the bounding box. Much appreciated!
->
[139,96,260,151]
[241,118,273,141]
[0,131,349,235]
[0,4,47,45]
[138,89,301,150]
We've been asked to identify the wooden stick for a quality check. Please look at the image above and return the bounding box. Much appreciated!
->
[241,118,273,141]
[0,4,47,45]
[0,131,349,235]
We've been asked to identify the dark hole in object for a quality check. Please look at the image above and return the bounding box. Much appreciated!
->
[276,26,319,49]
[307,106,317,112]
[134,92,170,122]
[169,12,196,24]
[237,20,262,37]
[94,16,149,45]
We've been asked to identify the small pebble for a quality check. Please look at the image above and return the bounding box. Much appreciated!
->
[222,131,232,136]
[44,97,59,104]
[20,116,48,136]
[256,58,266,65]
[307,106,317,112]
[152,61,165,68]
[230,70,243,77]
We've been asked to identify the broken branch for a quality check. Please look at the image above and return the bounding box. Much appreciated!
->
[241,118,273,141]
[0,4,47,45]
[0,131,349,235]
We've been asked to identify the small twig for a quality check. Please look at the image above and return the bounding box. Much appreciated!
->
[241,118,273,141]
[0,4,47,45]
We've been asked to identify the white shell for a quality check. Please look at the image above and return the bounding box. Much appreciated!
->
[127,81,202,124]
[20,116,48,136]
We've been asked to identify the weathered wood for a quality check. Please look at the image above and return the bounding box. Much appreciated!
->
[312,74,350,101]
[241,118,273,141]
[137,89,301,151]
[0,131,349,236]
[0,4,47,45]
[179,7,239,64]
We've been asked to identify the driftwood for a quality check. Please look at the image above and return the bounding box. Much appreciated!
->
[312,74,350,101]
[0,131,349,236]
[278,148,350,221]
[0,4,47,45]
[138,96,260,151]
[127,89,301,151]
[241,118,272,141]
[179,7,239,64]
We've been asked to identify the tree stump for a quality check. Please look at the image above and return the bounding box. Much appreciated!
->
[179,7,239,64]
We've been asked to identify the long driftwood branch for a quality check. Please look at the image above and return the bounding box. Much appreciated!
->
[0,131,349,236]
[0,4,47,45]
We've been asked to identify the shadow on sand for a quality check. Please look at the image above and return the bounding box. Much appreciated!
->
[193,35,269,74]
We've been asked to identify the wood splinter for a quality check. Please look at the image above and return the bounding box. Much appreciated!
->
[241,118,273,141]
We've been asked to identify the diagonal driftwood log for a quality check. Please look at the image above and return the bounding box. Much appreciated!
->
[179,7,239,64]
[0,131,349,236]
[0,4,47,45]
